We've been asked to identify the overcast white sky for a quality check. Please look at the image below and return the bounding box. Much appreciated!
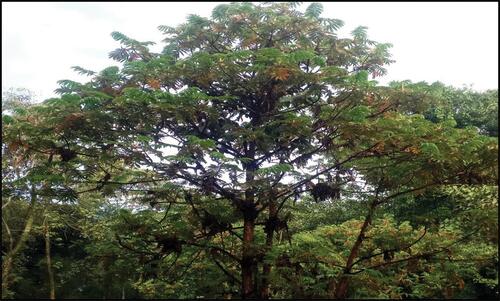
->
[2,2,498,101]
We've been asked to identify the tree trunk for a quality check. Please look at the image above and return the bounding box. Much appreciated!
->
[241,215,255,298]
[1,257,14,298]
[43,217,56,300]
[241,142,257,299]
[1,188,37,297]
[260,200,277,299]
[103,256,112,299]
[335,201,377,299]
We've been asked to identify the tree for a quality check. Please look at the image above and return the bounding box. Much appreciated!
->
[386,80,498,137]
[2,2,497,298]
[2,89,39,298]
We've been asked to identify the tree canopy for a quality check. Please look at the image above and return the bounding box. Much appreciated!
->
[2,2,498,299]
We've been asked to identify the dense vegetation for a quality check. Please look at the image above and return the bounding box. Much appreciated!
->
[2,3,498,299]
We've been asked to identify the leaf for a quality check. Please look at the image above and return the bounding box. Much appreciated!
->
[210,151,225,160]
[354,70,369,83]
[109,48,129,62]
[71,66,96,76]
[420,142,440,157]
[311,56,326,67]
[187,14,209,27]
[13,108,28,116]
[81,97,101,109]
[211,4,230,20]
[347,105,371,122]
[55,80,82,94]
[351,26,368,40]
[322,18,345,32]
[186,135,216,149]
[290,50,315,62]
[2,115,14,124]
[111,31,129,42]
[256,163,294,175]
[442,118,457,128]
[239,157,254,164]
[271,67,291,80]
[137,135,153,143]
[147,78,161,90]
[305,3,323,18]
[157,25,176,34]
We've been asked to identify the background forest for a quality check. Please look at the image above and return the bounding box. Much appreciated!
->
[2,3,498,299]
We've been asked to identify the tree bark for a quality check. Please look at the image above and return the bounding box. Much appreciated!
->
[335,201,377,299]
[43,217,56,300]
[242,214,255,298]
[241,143,257,299]
[1,256,15,299]
[1,188,37,298]
[260,200,277,299]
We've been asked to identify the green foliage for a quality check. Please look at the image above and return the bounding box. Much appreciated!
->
[270,213,497,299]
[2,2,498,299]
[305,3,323,18]
[256,163,294,175]
[388,81,498,136]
